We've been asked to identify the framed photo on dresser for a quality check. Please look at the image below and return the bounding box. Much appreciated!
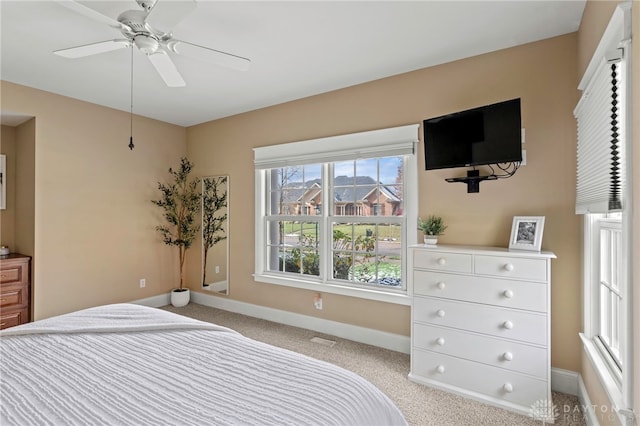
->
[509,216,545,251]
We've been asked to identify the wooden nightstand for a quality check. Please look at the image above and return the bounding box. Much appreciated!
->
[0,254,31,330]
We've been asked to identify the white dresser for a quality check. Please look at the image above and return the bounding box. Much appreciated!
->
[409,244,556,417]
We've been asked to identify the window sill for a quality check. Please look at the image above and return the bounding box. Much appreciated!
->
[253,273,411,306]
[579,333,632,424]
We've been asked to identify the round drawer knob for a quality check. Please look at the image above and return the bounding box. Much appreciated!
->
[436,309,446,318]
[436,337,445,346]
[503,352,514,361]
[503,263,514,272]
[437,282,446,290]
[437,258,446,266]
[502,320,514,330]
[436,365,445,374]
[503,289,514,299]
[503,383,514,393]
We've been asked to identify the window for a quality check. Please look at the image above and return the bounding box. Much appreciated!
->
[576,4,633,423]
[254,125,418,304]
[594,214,623,371]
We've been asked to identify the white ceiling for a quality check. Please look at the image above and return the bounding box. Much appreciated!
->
[1,0,586,127]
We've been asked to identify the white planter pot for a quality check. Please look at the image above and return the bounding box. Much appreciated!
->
[424,236,438,245]
[171,289,190,307]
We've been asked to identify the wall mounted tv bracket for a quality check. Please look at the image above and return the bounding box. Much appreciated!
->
[446,169,497,193]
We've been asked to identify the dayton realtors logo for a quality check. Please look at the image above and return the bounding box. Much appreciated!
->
[530,399,559,423]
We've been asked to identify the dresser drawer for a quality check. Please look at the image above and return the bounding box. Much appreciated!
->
[0,307,29,330]
[412,349,548,408]
[413,270,547,312]
[0,285,28,308]
[413,323,547,378]
[414,250,472,273]
[413,296,547,345]
[474,255,547,282]
[0,263,28,285]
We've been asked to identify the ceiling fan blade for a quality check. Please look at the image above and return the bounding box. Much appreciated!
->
[54,0,128,30]
[167,40,251,72]
[54,39,131,58]
[147,51,186,87]
[146,0,197,33]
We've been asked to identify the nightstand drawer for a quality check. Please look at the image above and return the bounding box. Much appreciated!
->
[413,323,547,378]
[413,250,472,273]
[412,349,548,408]
[413,270,547,312]
[413,296,547,345]
[474,255,547,281]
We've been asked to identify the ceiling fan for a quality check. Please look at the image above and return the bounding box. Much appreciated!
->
[53,0,251,87]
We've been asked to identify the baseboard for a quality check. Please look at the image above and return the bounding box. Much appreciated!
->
[191,291,411,354]
[577,374,599,426]
[551,368,579,395]
[131,293,170,308]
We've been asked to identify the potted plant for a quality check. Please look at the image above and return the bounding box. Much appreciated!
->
[152,157,201,307]
[418,215,447,245]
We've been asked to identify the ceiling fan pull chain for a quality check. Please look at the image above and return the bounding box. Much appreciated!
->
[129,45,135,151]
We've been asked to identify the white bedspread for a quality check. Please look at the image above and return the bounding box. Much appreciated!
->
[0,304,407,426]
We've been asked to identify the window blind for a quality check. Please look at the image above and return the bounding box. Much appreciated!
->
[253,124,418,170]
[574,51,625,214]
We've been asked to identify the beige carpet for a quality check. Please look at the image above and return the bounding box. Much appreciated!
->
[161,303,586,426]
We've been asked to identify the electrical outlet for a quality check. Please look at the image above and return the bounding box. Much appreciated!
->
[215,266,220,274]
[139,278,146,288]
[314,293,323,310]
[521,149,527,166]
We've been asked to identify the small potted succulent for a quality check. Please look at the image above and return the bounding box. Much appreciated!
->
[418,215,447,245]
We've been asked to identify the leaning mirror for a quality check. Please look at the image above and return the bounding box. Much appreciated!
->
[201,176,229,295]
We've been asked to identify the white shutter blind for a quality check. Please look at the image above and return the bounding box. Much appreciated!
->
[254,124,418,169]
[575,53,624,214]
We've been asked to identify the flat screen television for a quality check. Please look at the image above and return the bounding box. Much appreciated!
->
[423,98,522,170]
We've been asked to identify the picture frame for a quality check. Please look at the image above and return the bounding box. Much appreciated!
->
[508,216,545,251]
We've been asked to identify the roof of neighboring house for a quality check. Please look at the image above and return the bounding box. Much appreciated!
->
[281,176,400,204]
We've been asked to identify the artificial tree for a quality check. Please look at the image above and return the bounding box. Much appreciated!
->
[152,157,201,291]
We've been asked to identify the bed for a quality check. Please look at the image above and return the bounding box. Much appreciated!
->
[0,303,407,426]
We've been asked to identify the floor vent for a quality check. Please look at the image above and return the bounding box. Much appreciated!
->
[310,337,336,347]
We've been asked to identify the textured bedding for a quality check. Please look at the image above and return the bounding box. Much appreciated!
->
[0,303,407,426]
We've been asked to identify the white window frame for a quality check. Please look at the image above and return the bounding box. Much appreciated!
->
[577,3,634,424]
[254,125,419,305]
[583,214,623,378]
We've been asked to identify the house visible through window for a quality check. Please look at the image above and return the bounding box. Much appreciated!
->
[254,124,418,304]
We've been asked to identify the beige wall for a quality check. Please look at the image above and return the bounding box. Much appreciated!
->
[14,118,36,260]
[1,81,187,319]
[187,33,582,371]
[1,125,17,248]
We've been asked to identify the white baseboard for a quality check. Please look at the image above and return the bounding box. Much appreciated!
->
[191,291,411,354]
[131,293,170,308]
[577,374,599,426]
[551,368,579,395]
